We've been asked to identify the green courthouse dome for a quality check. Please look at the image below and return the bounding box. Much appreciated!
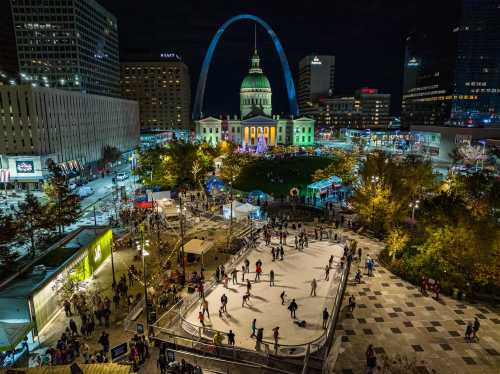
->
[240,50,271,92]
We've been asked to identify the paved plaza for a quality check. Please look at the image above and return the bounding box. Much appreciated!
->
[334,230,500,374]
[183,232,344,353]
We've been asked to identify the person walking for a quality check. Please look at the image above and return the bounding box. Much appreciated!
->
[355,269,362,284]
[202,299,210,318]
[324,264,330,281]
[288,299,298,318]
[322,308,329,329]
[157,352,167,374]
[472,317,480,341]
[250,319,257,338]
[272,326,280,354]
[198,311,205,327]
[366,344,377,373]
[269,270,275,286]
[310,278,317,296]
[348,295,356,313]
[69,319,78,336]
[231,268,238,285]
[227,330,235,347]
[465,322,473,343]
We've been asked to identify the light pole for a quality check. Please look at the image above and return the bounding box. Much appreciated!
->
[177,194,186,279]
[226,181,234,253]
[136,230,150,335]
[409,199,420,221]
[370,175,379,229]
[110,241,116,287]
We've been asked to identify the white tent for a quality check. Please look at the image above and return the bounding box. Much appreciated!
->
[183,239,213,256]
[234,203,259,215]
[223,201,243,220]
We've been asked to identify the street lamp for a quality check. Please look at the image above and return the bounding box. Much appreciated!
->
[370,175,379,229]
[136,235,150,335]
[176,195,187,279]
[409,199,420,221]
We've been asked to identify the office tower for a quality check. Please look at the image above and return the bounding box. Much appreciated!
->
[9,0,120,96]
[319,88,390,129]
[402,0,499,128]
[0,1,18,85]
[121,57,191,129]
[451,0,500,125]
[0,85,139,189]
[298,55,335,117]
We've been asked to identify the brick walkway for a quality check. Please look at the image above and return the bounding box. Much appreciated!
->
[334,231,500,374]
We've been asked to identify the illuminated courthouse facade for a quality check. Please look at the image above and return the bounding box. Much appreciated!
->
[196,49,315,147]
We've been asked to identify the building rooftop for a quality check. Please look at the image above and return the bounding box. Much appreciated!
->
[0,227,108,299]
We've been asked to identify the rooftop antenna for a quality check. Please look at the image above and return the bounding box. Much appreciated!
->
[254,22,257,52]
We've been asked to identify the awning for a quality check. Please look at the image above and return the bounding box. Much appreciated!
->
[183,239,213,256]
[0,320,33,351]
[6,363,132,373]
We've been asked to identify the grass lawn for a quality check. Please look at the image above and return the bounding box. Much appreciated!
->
[233,156,332,197]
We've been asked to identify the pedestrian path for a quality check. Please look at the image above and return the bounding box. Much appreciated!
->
[334,231,500,374]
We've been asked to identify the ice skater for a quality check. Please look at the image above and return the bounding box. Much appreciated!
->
[288,299,298,318]
[310,278,317,296]
[324,264,330,281]
[280,290,286,305]
[250,318,257,338]
[269,270,275,286]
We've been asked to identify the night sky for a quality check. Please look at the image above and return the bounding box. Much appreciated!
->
[99,0,460,117]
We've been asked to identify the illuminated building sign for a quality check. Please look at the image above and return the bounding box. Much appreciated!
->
[311,56,322,65]
[160,53,181,60]
[407,57,419,67]
[16,160,35,173]
[360,87,377,94]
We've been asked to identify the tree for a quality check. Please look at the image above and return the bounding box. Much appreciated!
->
[101,145,122,166]
[0,212,19,272]
[312,149,357,184]
[15,192,46,257]
[45,164,80,233]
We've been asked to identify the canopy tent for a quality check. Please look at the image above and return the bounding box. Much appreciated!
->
[6,363,131,373]
[0,320,32,351]
[247,190,269,204]
[183,239,213,256]
[223,201,243,220]
[206,176,225,194]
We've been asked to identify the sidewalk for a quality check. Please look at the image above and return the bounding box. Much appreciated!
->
[334,230,500,374]
[30,243,144,365]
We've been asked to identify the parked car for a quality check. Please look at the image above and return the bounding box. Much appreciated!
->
[116,172,129,181]
[77,186,95,198]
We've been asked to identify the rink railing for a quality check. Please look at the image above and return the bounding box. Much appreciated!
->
[152,234,353,364]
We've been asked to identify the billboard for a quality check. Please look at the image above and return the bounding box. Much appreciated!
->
[16,160,35,173]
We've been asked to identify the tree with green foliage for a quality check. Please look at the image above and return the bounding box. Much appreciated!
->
[0,212,19,272]
[101,145,122,166]
[351,152,437,234]
[312,149,357,184]
[134,141,217,190]
[45,164,80,234]
[15,192,46,257]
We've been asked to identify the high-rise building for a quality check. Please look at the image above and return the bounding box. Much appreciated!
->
[402,0,500,128]
[0,1,18,85]
[0,85,139,189]
[8,0,120,97]
[451,0,500,125]
[298,55,335,117]
[121,57,191,129]
[318,88,390,129]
